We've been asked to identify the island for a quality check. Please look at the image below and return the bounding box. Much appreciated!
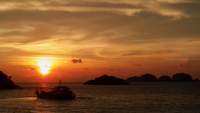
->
[194,79,199,82]
[172,73,193,82]
[0,71,22,89]
[159,75,172,82]
[126,73,199,82]
[84,75,130,85]
[126,73,158,82]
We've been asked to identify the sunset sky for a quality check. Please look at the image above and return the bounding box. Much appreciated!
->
[0,0,200,82]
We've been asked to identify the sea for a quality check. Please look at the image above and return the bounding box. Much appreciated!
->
[0,82,199,113]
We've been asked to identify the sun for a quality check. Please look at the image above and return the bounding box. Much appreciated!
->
[40,66,49,74]
[37,57,52,75]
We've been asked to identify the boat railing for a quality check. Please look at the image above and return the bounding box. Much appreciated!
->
[36,87,55,93]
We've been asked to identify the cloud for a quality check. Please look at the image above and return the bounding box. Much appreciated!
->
[0,0,200,62]
[180,63,184,67]
[0,0,197,18]
[71,59,82,63]
[0,0,142,16]
[132,64,142,66]
[179,57,199,67]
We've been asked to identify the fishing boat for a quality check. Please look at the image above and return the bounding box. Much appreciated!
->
[35,81,75,100]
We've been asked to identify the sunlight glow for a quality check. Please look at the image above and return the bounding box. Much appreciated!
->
[37,57,52,75]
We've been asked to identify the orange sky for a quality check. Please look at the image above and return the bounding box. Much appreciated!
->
[0,0,200,82]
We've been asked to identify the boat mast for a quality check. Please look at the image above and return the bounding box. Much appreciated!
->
[59,80,61,86]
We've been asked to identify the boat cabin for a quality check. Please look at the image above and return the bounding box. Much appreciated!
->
[54,86,69,91]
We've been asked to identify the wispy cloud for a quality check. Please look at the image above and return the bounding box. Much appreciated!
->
[0,0,199,64]
[0,0,197,18]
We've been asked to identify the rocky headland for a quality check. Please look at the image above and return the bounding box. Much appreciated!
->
[0,71,22,89]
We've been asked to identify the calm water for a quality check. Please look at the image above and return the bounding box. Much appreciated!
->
[0,82,199,113]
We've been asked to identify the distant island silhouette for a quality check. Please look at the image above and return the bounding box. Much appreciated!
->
[126,73,199,82]
[0,71,22,89]
[84,75,130,85]
[159,75,171,82]
[194,79,200,82]
[126,73,158,82]
[172,73,193,82]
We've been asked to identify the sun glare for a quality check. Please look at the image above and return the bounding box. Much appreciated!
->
[37,57,52,75]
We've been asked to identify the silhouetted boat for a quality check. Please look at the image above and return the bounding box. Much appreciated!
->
[35,86,75,100]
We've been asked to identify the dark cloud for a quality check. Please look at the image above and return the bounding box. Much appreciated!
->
[179,58,199,67]
[160,2,200,17]
[71,59,82,63]
[46,1,143,9]
[180,63,184,67]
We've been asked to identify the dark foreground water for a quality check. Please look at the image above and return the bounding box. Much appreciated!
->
[0,82,199,113]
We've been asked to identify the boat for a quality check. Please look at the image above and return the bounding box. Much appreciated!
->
[35,86,75,100]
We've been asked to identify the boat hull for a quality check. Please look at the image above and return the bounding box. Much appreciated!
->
[35,86,76,100]
[36,92,75,100]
